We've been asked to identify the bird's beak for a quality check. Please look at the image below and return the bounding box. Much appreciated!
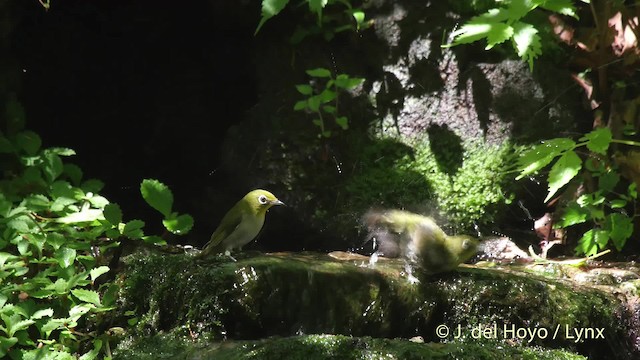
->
[272,199,285,206]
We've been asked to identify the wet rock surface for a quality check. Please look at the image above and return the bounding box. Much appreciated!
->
[114,251,640,359]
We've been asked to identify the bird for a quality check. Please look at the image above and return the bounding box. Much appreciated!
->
[198,189,284,260]
[363,209,479,274]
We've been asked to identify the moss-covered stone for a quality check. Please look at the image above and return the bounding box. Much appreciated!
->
[114,333,587,360]
[115,251,638,359]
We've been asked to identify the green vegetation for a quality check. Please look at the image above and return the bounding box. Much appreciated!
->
[345,139,513,232]
[0,105,193,358]
[515,127,640,255]
[294,68,364,138]
[256,0,370,43]
[445,0,577,70]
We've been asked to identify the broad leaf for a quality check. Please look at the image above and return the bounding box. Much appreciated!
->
[295,84,313,95]
[140,179,173,218]
[604,213,633,251]
[306,68,332,78]
[580,127,612,155]
[511,21,541,70]
[539,0,578,18]
[123,220,145,239]
[55,247,76,268]
[598,171,619,192]
[71,289,101,306]
[255,0,290,34]
[15,131,41,156]
[162,214,194,235]
[516,138,575,179]
[103,203,122,226]
[545,150,581,203]
[89,266,110,283]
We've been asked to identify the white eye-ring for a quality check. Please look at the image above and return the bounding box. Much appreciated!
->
[258,195,268,205]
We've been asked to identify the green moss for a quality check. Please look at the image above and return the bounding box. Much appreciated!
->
[116,252,631,358]
[114,333,587,360]
[343,137,513,232]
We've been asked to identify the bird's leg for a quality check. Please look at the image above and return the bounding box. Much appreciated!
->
[224,250,237,262]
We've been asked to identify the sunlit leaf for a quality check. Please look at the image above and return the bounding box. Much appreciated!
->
[90,266,110,283]
[55,247,76,268]
[71,289,101,306]
[162,214,194,235]
[31,308,54,320]
[140,179,173,218]
[255,0,290,34]
[516,138,575,179]
[512,21,541,70]
[55,209,104,224]
[545,150,581,203]
[539,0,578,18]
[79,339,103,360]
[580,127,612,155]
[576,229,607,256]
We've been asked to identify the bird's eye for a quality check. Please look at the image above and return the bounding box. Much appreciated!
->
[258,195,268,205]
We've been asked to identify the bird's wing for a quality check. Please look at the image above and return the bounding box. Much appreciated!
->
[202,212,244,253]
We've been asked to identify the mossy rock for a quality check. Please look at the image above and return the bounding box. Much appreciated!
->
[114,251,638,359]
[114,333,587,360]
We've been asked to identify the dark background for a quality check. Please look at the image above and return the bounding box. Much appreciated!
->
[13,1,261,243]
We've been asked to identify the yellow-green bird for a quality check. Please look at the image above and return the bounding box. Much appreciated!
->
[198,189,284,259]
[364,209,479,273]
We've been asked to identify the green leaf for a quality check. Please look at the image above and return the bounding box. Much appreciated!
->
[306,68,332,78]
[629,182,638,199]
[308,96,322,112]
[71,289,101,306]
[516,138,575,179]
[68,304,92,322]
[123,220,145,239]
[79,339,103,360]
[51,181,83,200]
[335,116,349,130]
[47,147,76,156]
[15,131,41,156]
[485,23,514,50]
[319,89,336,103]
[63,164,83,185]
[598,171,619,192]
[87,194,109,209]
[295,84,313,95]
[335,76,364,90]
[31,309,54,320]
[42,152,63,182]
[610,199,627,209]
[46,233,67,250]
[293,100,308,111]
[81,179,104,193]
[511,21,541,71]
[140,179,173,218]
[55,209,104,224]
[580,127,612,155]
[55,247,76,268]
[352,10,365,27]
[576,229,607,256]
[162,214,194,235]
[41,318,66,337]
[539,0,578,18]
[558,202,588,228]
[322,105,336,114]
[506,0,537,21]
[89,266,110,283]
[545,150,582,203]
[23,194,50,211]
[604,213,633,251]
[141,235,167,246]
[255,0,290,34]
[103,203,122,226]
[0,136,13,153]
